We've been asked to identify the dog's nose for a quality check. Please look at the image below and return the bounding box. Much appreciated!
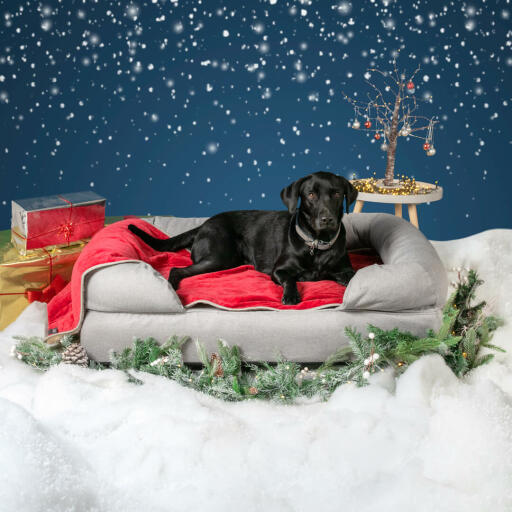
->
[320,216,334,225]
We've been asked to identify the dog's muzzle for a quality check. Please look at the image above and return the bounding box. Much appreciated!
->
[295,213,342,255]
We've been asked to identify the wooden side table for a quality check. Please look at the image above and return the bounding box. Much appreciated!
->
[350,180,443,229]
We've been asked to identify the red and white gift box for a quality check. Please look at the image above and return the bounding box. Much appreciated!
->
[11,191,106,255]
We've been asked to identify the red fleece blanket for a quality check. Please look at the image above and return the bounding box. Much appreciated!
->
[47,219,381,336]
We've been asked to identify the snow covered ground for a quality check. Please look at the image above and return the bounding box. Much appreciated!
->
[1,229,512,512]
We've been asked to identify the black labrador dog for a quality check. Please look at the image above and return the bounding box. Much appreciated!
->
[128,171,358,305]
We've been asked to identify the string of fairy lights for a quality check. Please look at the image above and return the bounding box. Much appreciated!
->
[350,174,440,196]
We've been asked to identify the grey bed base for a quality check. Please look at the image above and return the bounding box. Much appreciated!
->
[80,213,448,363]
[82,307,441,363]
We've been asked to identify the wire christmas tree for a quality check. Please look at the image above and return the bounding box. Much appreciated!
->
[344,58,437,187]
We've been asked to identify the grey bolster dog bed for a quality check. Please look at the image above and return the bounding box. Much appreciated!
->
[80,213,447,363]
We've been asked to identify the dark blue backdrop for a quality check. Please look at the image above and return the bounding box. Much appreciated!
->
[1,0,510,240]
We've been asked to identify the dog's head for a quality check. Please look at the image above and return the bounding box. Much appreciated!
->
[280,172,358,233]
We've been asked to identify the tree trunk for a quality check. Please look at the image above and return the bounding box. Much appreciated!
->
[384,136,398,186]
[384,92,402,186]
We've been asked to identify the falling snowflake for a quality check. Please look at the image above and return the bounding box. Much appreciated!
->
[206,142,219,154]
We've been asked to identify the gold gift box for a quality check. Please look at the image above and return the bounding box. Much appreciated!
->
[0,240,87,330]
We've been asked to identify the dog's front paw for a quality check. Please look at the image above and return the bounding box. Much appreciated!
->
[336,269,355,287]
[282,288,301,305]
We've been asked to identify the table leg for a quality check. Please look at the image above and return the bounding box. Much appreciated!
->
[353,200,364,213]
[408,204,419,228]
[394,204,402,218]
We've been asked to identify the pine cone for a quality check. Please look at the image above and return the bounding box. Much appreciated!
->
[61,343,89,368]
[210,353,224,377]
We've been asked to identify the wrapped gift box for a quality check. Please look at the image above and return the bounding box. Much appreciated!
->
[11,191,105,255]
[0,241,87,330]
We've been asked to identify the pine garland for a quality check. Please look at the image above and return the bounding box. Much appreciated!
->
[11,269,505,403]
[442,268,505,376]
[11,334,74,370]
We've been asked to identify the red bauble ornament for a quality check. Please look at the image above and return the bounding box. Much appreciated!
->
[364,120,372,129]
[374,133,381,140]
[423,142,431,151]
[407,81,415,90]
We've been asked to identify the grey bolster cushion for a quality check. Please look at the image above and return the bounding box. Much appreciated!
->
[341,213,447,311]
[86,262,184,314]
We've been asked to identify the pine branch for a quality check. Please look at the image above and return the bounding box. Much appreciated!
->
[161,335,191,352]
[481,343,506,353]
[195,339,211,371]
[473,354,495,368]
[344,326,368,361]
[462,327,478,366]
[217,340,242,376]
[318,346,353,370]
[12,335,62,371]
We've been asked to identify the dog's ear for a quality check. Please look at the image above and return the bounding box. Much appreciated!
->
[280,175,310,214]
[340,177,358,214]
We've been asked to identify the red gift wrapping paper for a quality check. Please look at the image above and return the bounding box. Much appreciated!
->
[12,199,105,253]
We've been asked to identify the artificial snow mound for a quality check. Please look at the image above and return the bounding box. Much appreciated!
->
[0,229,511,511]
[0,398,99,511]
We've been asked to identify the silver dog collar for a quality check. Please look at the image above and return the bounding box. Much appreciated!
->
[294,213,342,255]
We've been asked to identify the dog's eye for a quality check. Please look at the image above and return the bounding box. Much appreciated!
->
[308,192,316,200]
[334,191,341,198]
